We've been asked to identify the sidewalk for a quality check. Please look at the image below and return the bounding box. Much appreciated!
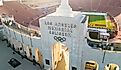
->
[0,39,43,70]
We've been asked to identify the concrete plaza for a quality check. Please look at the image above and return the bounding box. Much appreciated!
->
[0,33,43,70]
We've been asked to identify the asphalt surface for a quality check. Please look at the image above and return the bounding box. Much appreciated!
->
[0,32,43,70]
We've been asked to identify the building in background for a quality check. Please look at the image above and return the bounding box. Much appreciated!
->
[0,0,121,70]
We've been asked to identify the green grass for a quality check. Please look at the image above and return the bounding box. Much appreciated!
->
[88,15,105,22]
[84,14,116,30]
[86,15,107,28]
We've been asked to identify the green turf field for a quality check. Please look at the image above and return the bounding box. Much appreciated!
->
[87,15,107,28]
[83,13,117,30]
[89,15,105,22]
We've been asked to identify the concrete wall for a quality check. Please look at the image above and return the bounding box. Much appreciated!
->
[2,23,42,61]
[2,13,121,70]
[39,14,86,70]
[81,38,121,70]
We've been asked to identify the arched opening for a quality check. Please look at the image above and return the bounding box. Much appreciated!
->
[35,48,43,64]
[24,45,32,59]
[52,42,69,70]
[28,47,32,59]
[85,61,99,70]
[104,63,119,70]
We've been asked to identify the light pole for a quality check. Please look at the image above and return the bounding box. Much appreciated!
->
[102,36,109,63]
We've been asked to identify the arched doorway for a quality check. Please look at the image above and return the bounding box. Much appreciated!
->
[104,63,119,70]
[85,61,99,70]
[24,45,32,59]
[34,48,43,64]
[52,42,69,70]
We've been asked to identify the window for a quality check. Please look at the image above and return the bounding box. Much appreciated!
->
[89,31,99,40]
[105,64,119,70]
[45,59,50,65]
[20,47,22,50]
[72,66,77,70]
[85,61,98,70]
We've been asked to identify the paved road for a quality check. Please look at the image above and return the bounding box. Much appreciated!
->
[0,32,43,70]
